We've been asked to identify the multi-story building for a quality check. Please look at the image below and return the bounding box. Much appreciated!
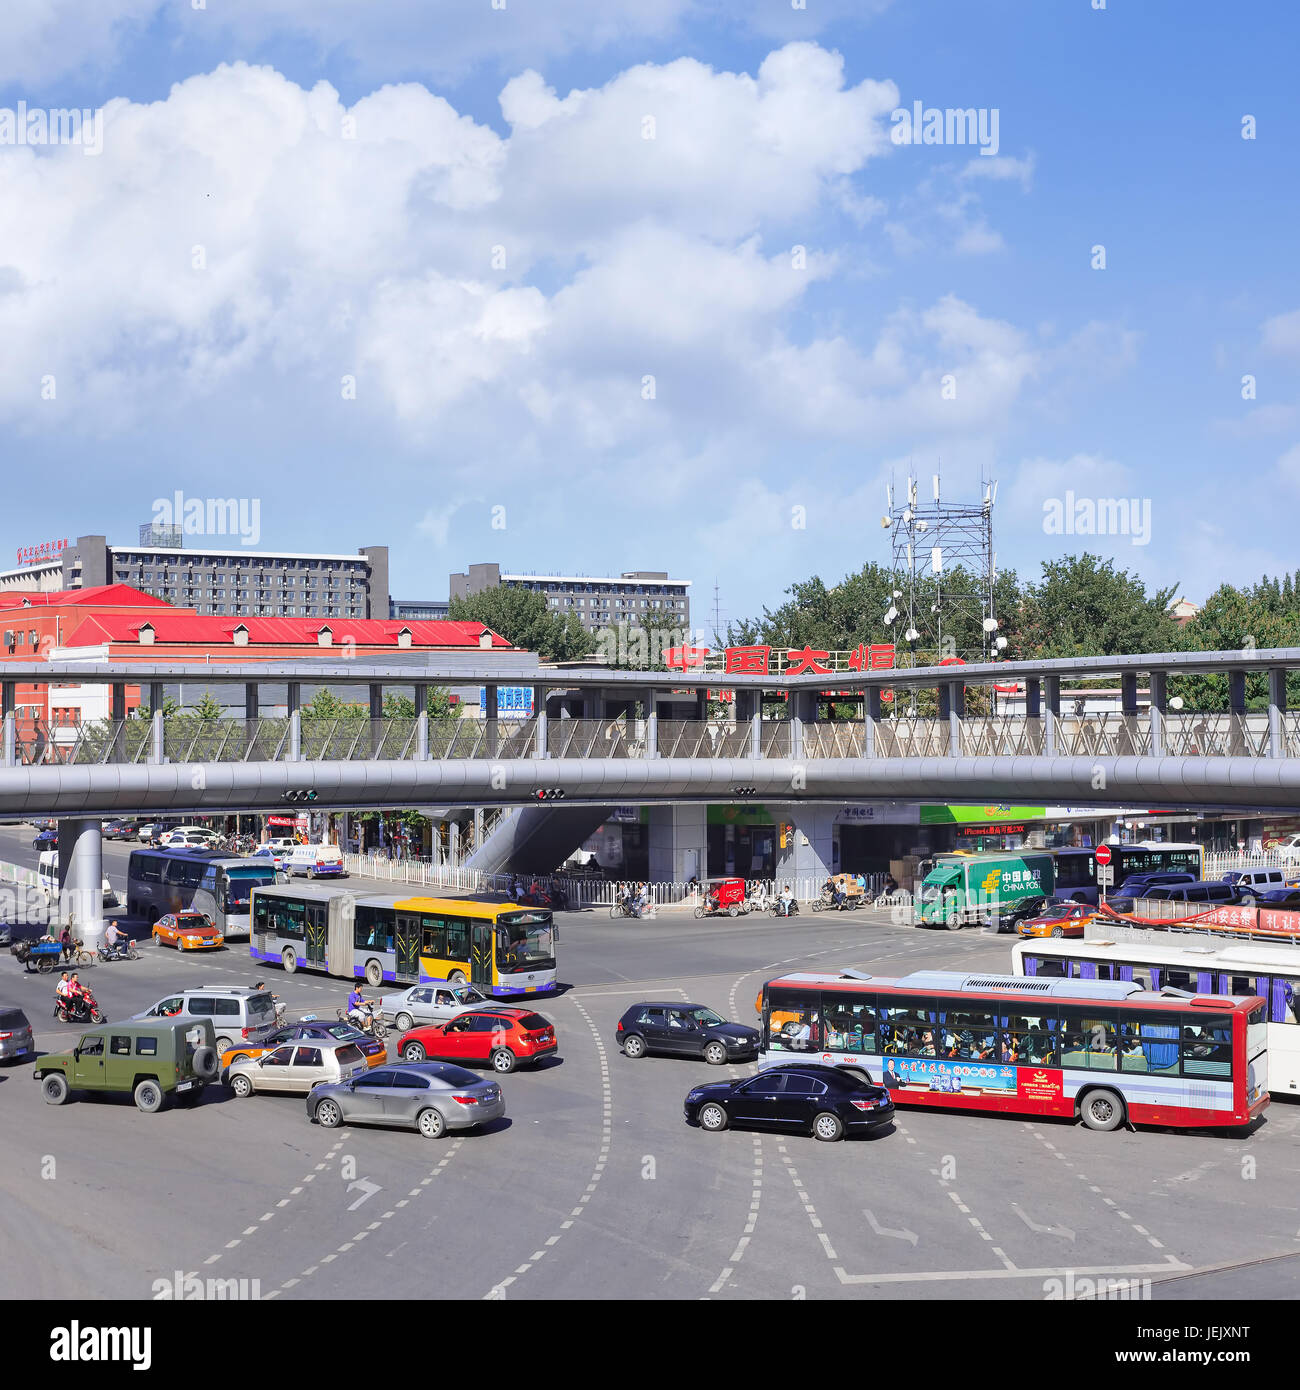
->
[0,532,389,620]
[449,562,691,636]
[391,597,450,621]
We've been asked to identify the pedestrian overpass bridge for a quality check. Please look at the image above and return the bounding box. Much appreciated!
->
[5,646,1300,936]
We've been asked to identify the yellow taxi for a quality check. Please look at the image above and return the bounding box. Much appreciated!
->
[153,911,225,951]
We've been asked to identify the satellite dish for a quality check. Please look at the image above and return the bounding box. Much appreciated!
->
[880,516,891,529]
[982,617,999,633]
[916,519,928,532]
[904,627,920,642]
[902,509,913,524]
[892,590,902,599]
[1169,696,1185,710]
[883,605,898,625]
[931,547,943,574]
[994,635,1008,650]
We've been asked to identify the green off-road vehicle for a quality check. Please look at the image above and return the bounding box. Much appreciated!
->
[35,1018,220,1112]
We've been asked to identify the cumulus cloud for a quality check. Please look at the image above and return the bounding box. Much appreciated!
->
[1262,308,1300,356]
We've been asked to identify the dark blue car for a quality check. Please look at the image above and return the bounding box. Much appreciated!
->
[32,829,57,849]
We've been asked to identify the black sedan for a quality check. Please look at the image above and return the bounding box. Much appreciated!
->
[102,821,140,841]
[684,1063,894,1142]
[617,1002,759,1065]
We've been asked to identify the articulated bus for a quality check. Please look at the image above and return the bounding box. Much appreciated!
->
[249,885,557,996]
[759,969,1267,1131]
[127,848,280,939]
[1013,937,1300,1096]
[1050,842,1203,905]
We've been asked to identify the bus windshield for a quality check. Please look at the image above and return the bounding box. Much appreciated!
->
[498,911,555,973]
[223,867,279,908]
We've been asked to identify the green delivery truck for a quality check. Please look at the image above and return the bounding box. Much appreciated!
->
[915,852,1055,930]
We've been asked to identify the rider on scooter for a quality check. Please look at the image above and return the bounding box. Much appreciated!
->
[778,883,796,916]
[346,982,376,1034]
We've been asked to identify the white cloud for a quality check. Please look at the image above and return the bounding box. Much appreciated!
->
[958,153,1035,190]
[1262,308,1300,356]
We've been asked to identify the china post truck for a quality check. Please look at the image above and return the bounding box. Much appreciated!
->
[915,852,1054,929]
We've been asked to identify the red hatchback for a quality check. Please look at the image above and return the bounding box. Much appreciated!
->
[397,1008,558,1075]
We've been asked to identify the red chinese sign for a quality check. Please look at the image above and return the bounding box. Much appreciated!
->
[847,643,896,671]
[663,643,897,675]
[17,538,68,565]
[724,645,772,675]
[665,646,710,670]
[785,645,833,676]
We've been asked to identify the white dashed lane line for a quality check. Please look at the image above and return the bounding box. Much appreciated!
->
[483,995,613,1298]
[706,1134,764,1296]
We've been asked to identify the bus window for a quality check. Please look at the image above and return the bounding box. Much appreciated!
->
[767,992,822,1053]
[938,1010,999,1061]
[1220,973,1260,999]
[1003,1014,1057,1065]
[1059,1011,1118,1070]
[1182,1021,1232,1077]
[273,900,305,940]
[136,855,162,884]
[420,916,447,958]
[1052,853,1091,889]
[1128,1021,1179,1074]
[1032,957,1068,978]
[445,918,471,962]
[354,905,394,952]
[1271,977,1300,1026]
[823,1000,876,1055]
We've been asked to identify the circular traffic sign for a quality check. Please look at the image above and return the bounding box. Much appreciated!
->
[1095,844,1112,866]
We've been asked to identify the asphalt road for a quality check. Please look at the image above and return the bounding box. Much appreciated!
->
[3,895,1299,1304]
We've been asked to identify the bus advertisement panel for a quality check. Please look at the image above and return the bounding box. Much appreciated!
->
[1013,937,1300,1095]
[758,969,1266,1131]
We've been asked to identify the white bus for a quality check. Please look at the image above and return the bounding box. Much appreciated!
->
[1012,936,1300,1095]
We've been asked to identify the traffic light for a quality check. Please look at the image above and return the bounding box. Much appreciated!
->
[535,788,566,801]
[284,789,318,802]
[731,786,758,797]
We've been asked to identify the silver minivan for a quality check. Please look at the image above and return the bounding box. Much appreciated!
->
[133,986,279,1056]
[228,1039,368,1096]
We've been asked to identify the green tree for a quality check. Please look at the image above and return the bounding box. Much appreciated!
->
[448,588,596,662]
[303,689,366,720]
[1017,554,1177,659]
[382,689,456,721]
[193,690,225,721]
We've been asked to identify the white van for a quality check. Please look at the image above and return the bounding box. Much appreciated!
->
[287,843,347,879]
[38,851,118,909]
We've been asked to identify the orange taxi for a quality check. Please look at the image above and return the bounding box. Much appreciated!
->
[1017,900,1097,940]
[153,911,224,951]
[219,1019,388,1071]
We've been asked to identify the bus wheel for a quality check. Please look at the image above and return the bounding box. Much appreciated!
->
[282,947,297,973]
[1079,1088,1125,1132]
[364,960,383,987]
[449,970,467,985]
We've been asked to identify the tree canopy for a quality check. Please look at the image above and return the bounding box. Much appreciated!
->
[448,587,596,662]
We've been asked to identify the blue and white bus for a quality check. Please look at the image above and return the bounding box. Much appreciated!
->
[127,848,280,939]
[1050,842,1203,905]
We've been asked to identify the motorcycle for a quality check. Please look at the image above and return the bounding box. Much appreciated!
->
[770,898,800,917]
[97,936,139,962]
[54,994,105,1025]
[336,1001,388,1041]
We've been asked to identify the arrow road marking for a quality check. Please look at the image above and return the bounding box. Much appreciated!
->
[863,1209,918,1246]
[1012,1203,1075,1241]
[347,1178,381,1211]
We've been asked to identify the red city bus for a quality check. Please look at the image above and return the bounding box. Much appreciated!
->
[759,970,1268,1132]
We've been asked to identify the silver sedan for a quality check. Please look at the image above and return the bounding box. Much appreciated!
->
[305,1062,505,1139]
[378,982,489,1032]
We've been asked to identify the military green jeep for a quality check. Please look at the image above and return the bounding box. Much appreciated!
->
[35,1019,220,1112]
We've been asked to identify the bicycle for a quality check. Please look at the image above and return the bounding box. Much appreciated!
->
[70,939,97,967]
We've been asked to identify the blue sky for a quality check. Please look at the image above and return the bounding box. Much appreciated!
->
[2,0,1297,633]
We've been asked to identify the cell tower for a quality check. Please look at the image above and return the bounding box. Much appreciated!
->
[881,467,1001,661]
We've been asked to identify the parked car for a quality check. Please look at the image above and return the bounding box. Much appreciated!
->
[264,836,300,854]
[158,827,219,848]
[136,822,173,844]
[227,1038,368,1097]
[398,1008,558,1074]
[1113,872,1198,897]
[32,828,57,849]
[307,1062,505,1139]
[982,895,1048,934]
[1277,835,1300,864]
[152,911,224,952]
[379,982,490,1032]
[102,821,141,842]
[0,1005,35,1062]
[684,1062,895,1142]
[133,986,278,1056]
[249,845,288,872]
[1255,888,1300,908]
[1144,882,1241,905]
[1219,868,1295,903]
[36,1018,219,1112]
[219,1019,387,1070]
[616,1002,760,1064]
[1017,900,1098,939]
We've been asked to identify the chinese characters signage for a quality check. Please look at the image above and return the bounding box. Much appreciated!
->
[665,643,896,675]
[17,538,68,565]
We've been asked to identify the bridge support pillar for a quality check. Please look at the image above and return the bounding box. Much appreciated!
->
[940,682,965,757]
[1269,668,1287,758]
[648,804,708,884]
[484,684,499,758]
[244,682,259,755]
[1043,675,1060,756]
[641,689,657,759]
[534,686,548,758]
[1025,677,1041,753]
[448,820,460,866]
[773,804,836,890]
[369,683,384,758]
[1148,671,1166,756]
[3,679,16,767]
[148,682,165,764]
[413,683,428,761]
[864,687,881,757]
[790,690,817,759]
[110,684,127,762]
[1120,672,1140,754]
[57,818,105,946]
[1228,670,1247,755]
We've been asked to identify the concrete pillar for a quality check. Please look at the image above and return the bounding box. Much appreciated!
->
[1149,671,1166,757]
[534,686,548,759]
[473,807,484,850]
[1269,668,1287,759]
[772,804,836,890]
[147,681,165,765]
[57,818,105,945]
[734,689,757,721]
[946,681,965,757]
[1044,674,1060,756]
[110,683,127,762]
[694,687,708,722]
[1228,670,1247,756]
[484,683,499,757]
[448,819,460,865]
[3,679,16,767]
[790,690,817,759]
[369,682,383,757]
[647,804,708,883]
[1024,676,1042,755]
[751,710,762,759]
[413,682,428,761]
[287,682,302,761]
[642,688,658,758]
